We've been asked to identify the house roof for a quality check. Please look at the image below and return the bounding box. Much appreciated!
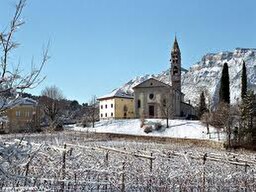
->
[6,97,37,109]
[98,89,134,100]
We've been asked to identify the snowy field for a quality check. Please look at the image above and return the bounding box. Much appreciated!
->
[0,132,255,191]
[71,119,225,141]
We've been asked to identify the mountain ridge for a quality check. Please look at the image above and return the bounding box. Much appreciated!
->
[119,48,256,107]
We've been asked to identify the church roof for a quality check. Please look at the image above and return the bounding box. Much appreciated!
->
[133,77,184,95]
[133,78,172,89]
[98,89,134,100]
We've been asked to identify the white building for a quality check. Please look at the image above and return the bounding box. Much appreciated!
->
[98,89,134,120]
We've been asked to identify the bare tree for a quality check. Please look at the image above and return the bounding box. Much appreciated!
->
[159,97,174,128]
[0,0,49,114]
[0,0,48,181]
[39,85,64,130]
[201,112,211,135]
[82,96,99,128]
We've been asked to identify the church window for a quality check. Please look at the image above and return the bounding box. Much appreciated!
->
[173,66,178,75]
[150,82,153,86]
[149,93,154,100]
[163,99,167,107]
[101,114,103,118]
[137,99,141,108]
[105,113,107,117]
[105,104,107,109]
[111,104,113,108]
[111,113,113,117]
[101,105,103,109]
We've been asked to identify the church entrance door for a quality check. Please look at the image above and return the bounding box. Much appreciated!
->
[148,105,155,118]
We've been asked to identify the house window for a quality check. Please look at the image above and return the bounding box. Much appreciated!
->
[111,104,113,108]
[123,105,128,112]
[137,99,141,108]
[16,111,21,117]
[105,104,107,109]
[105,113,107,117]
[101,105,103,109]
[25,111,30,117]
[101,114,103,118]
[111,112,113,117]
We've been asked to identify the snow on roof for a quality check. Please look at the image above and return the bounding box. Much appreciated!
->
[6,97,37,109]
[98,89,134,100]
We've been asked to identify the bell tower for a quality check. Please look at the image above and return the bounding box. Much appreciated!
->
[170,36,181,91]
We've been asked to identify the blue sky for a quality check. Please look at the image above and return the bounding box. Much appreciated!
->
[1,0,256,104]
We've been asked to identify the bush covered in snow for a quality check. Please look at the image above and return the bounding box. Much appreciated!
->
[143,125,153,133]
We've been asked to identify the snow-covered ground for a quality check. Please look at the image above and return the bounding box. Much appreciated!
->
[70,119,225,141]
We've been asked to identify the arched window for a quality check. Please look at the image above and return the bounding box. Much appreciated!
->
[137,99,141,108]
[173,66,178,75]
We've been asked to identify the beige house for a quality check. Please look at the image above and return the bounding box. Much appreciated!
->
[98,89,134,120]
[3,97,40,133]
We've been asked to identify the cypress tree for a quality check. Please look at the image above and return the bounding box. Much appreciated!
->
[219,62,230,104]
[241,60,247,100]
[198,91,207,118]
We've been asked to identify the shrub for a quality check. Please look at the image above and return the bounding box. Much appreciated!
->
[154,122,163,131]
[143,125,153,134]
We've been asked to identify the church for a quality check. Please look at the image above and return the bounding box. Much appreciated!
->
[133,37,194,119]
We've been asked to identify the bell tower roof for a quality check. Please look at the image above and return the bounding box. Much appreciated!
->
[170,35,181,92]
[172,36,180,53]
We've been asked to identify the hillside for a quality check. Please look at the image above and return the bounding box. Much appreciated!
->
[119,48,256,107]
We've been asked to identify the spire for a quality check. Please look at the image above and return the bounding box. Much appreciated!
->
[172,35,180,52]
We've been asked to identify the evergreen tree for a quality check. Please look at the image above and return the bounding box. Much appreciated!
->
[241,60,247,100]
[219,63,230,104]
[198,91,207,118]
[240,90,256,148]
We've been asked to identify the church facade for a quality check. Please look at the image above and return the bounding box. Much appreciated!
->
[133,37,194,119]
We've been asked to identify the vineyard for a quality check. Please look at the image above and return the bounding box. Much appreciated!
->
[0,132,256,191]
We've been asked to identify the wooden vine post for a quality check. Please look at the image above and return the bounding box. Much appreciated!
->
[104,151,109,191]
[202,153,207,192]
[121,161,125,192]
[149,152,153,192]
[61,143,67,192]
